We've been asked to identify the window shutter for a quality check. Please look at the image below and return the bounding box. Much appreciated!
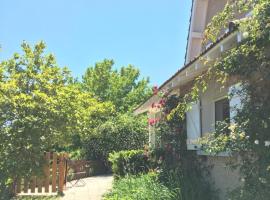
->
[186,101,201,150]
[229,83,243,123]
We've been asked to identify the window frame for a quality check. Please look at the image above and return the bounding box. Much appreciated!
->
[214,96,230,129]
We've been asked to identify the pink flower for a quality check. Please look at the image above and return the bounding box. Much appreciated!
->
[159,99,166,106]
[148,118,156,126]
[152,86,159,95]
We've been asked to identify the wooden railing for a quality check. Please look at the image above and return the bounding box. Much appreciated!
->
[15,152,68,195]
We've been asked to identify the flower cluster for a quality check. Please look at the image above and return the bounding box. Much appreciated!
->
[152,85,159,95]
[148,118,160,126]
[148,86,168,126]
[151,99,166,109]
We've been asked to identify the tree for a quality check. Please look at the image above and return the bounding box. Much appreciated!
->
[0,42,114,198]
[82,59,152,112]
[84,113,148,169]
[81,60,150,170]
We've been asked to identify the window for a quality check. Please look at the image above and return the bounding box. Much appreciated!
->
[215,98,230,125]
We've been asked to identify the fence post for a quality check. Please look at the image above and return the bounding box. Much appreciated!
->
[58,154,64,193]
[37,177,43,193]
[16,178,21,194]
[44,152,50,193]
[52,152,57,193]
[23,178,29,193]
[14,152,68,195]
[30,177,36,193]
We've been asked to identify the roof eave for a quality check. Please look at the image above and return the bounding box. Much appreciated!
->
[134,29,240,115]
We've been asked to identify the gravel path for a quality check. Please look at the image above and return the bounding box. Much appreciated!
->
[62,175,113,200]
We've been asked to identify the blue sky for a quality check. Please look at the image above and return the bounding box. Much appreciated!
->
[0,0,192,85]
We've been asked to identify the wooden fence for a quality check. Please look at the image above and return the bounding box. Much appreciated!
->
[15,152,68,195]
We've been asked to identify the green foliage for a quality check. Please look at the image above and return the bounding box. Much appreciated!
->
[0,42,114,198]
[68,149,86,160]
[108,149,148,178]
[200,122,249,154]
[152,95,218,200]
[196,0,270,199]
[82,59,152,113]
[203,0,255,45]
[0,42,150,199]
[88,160,107,176]
[103,173,176,200]
[84,114,148,170]
[80,59,151,169]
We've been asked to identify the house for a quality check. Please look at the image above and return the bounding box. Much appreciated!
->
[134,0,251,199]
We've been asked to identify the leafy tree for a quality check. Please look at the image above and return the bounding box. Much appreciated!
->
[82,59,152,112]
[0,42,114,198]
[84,113,148,170]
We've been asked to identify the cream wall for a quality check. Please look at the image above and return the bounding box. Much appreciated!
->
[205,0,228,26]
[207,156,241,199]
[189,38,202,61]
[186,0,228,63]
[199,79,241,200]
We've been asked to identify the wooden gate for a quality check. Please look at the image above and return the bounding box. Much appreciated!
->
[15,152,68,195]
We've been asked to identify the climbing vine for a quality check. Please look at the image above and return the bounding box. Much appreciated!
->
[149,0,270,199]
[199,0,270,199]
[148,94,218,200]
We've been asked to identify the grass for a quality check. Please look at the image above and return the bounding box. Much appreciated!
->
[103,172,176,200]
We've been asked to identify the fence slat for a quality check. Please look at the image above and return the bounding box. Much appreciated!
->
[44,152,50,193]
[16,178,21,193]
[15,152,68,195]
[30,177,36,193]
[23,178,28,193]
[52,152,57,193]
[37,178,43,193]
[63,153,68,186]
[58,154,64,193]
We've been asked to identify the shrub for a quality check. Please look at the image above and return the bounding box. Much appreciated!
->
[103,173,176,200]
[84,114,147,170]
[108,150,149,177]
[88,160,107,176]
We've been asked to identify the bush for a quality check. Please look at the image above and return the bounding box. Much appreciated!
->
[88,160,107,176]
[103,173,176,200]
[84,114,147,170]
[109,150,149,177]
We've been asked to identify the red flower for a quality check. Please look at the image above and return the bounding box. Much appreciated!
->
[148,118,156,126]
